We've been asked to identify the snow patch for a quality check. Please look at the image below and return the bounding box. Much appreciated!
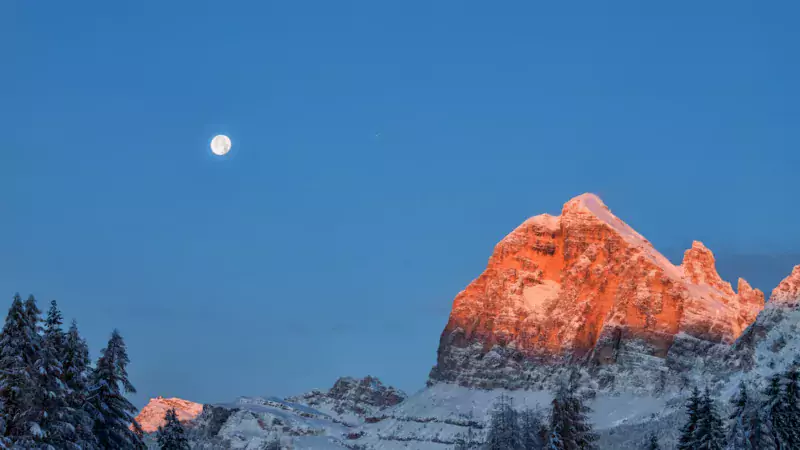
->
[522,280,560,315]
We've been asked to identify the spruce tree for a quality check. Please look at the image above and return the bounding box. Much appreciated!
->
[781,367,800,446]
[727,381,774,450]
[486,394,524,450]
[157,408,190,450]
[695,388,725,450]
[87,330,145,449]
[645,433,660,450]
[0,294,38,444]
[566,388,597,449]
[62,319,98,448]
[763,373,786,448]
[36,299,75,448]
[547,382,597,450]
[520,407,545,450]
[677,387,702,450]
[44,300,66,355]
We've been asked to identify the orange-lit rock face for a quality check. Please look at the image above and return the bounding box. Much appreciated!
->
[135,396,204,433]
[431,194,764,385]
[770,265,800,306]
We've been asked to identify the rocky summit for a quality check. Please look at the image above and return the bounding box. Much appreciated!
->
[429,193,764,391]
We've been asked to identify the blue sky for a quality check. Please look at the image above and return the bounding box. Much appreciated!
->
[2,1,799,407]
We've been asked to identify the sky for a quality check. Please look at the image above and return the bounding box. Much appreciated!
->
[2,1,799,408]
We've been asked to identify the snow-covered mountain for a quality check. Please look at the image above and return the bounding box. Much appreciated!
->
[137,194,800,449]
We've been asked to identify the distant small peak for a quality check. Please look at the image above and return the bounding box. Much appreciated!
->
[691,241,708,250]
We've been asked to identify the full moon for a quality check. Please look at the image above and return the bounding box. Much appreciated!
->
[210,135,232,156]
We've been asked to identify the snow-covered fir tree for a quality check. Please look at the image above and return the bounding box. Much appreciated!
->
[519,407,546,450]
[547,381,597,450]
[677,387,702,450]
[763,373,786,448]
[43,300,66,357]
[781,366,800,446]
[156,408,190,450]
[87,329,145,449]
[36,299,79,449]
[485,394,524,450]
[0,294,39,445]
[726,381,773,450]
[63,319,98,449]
[695,388,725,450]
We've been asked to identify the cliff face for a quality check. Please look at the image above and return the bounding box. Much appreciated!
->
[430,193,764,389]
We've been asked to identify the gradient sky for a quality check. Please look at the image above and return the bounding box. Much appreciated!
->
[2,1,799,408]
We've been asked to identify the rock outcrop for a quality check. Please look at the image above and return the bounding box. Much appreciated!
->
[429,193,765,390]
[288,376,406,423]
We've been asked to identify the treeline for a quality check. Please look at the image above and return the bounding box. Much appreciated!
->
[454,378,598,450]
[452,366,800,450]
[676,366,800,450]
[0,293,144,449]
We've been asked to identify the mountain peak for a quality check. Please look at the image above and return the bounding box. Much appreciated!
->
[770,265,800,305]
[135,396,204,433]
[430,193,766,389]
[680,240,734,295]
[287,376,406,423]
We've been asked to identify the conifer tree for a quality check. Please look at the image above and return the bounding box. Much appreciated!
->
[486,394,523,450]
[157,408,190,450]
[87,330,145,449]
[547,388,569,450]
[645,433,660,450]
[567,389,597,449]
[36,299,75,448]
[677,387,702,450]
[44,300,66,355]
[63,319,98,448]
[781,366,800,446]
[763,373,786,448]
[547,382,597,450]
[727,380,774,450]
[695,388,725,450]
[520,407,545,450]
[0,294,39,444]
